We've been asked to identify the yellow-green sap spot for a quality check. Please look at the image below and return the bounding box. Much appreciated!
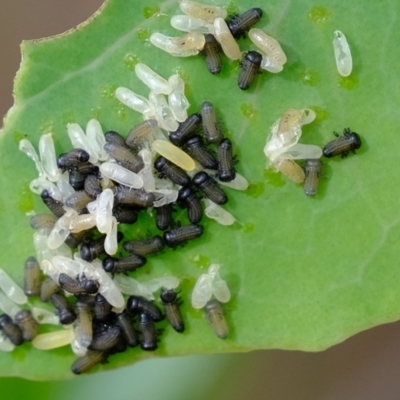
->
[18,181,34,213]
[115,106,128,121]
[246,182,266,198]
[90,107,102,119]
[227,0,240,16]
[264,168,286,187]
[136,28,152,43]
[100,84,117,99]
[310,105,329,122]
[338,75,359,90]
[62,112,76,125]
[240,103,257,120]
[124,53,140,71]
[242,222,255,233]
[143,6,160,19]
[308,6,333,24]
[13,130,27,144]
[301,70,320,86]
[40,118,54,134]
[191,254,211,269]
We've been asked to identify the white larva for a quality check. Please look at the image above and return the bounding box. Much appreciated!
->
[67,123,98,164]
[144,276,180,293]
[170,15,214,33]
[150,32,206,57]
[67,213,97,233]
[86,119,108,162]
[260,54,284,73]
[38,133,61,182]
[115,87,156,117]
[168,74,190,122]
[56,172,75,201]
[137,148,156,191]
[0,335,15,352]
[148,91,179,132]
[213,17,242,61]
[19,139,45,177]
[249,28,287,65]
[179,0,227,23]
[95,188,114,235]
[191,273,213,309]
[31,306,60,325]
[47,217,71,249]
[32,329,75,350]
[0,290,21,317]
[152,188,179,207]
[203,198,236,225]
[135,63,172,95]
[71,336,88,357]
[29,177,63,200]
[104,216,118,255]
[0,269,27,305]
[33,231,72,265]
[216,172,249,191]
[271,158,305,183]
[282,143,322,160]
[333,30,352,77]
[152,139,196,171]
[113,275,154,299]
[99,162,144,190]
[50,256,82,281]
[208,264,231,303]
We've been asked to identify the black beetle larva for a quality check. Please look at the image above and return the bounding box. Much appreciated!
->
[303,159,323,196]
[14,309,38,342]
[125,119,158,150]
[201,101,224,144]
[123,235,165,257]
[68,169,86,191]
[163,224,204,248]
[58,273,99,296]
[0,314,23,345]
[29,214,57,231]
[57,149,90,170]
[112,204,138,224]
[116,311,139,347]
[139,312,158,351]
[84,174,103,198]
[155,203,173,231]
[193,171,228,205]
[102,254,146,274]
[178,187,203,224]
[80,232,123,262]
[238,50,263,90]
[160,289,184,333]
[115,186,155,208]
[64,231,90,249]
[94,293,113,321]
[50,293,77,325]
[127,295,163,322]
[203,299,229,339]
[217,138,236,182]
[227,8,263,39]
[104,130,126,147]
[65,190,93,211]
[24,256,41,297]
[104,142,144,173]
[40,190,65,218]
[71,350,105,375]
[169,113,202,147]
[75,300,93,348]
[323,128,362,158]
[201,34,222,75]
[184,135,218,169]
[89,325,122,351]
[40,277,60,302]
[154,156,191,186]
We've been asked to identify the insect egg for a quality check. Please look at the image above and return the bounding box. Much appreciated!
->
[249,28,287,66]
[273,158,305,183]
[135,63,172,95]
[148,91,179,132]
[168,74,190,123]
[333,30,352,77]
[115,87,155,117]
[203,198,236,225]
[99,162,144,189]
[179,0,228,23]
[227,8,263,39]
[33,329,75,350]
[201,34,222,75]
[23,256,41,297]
[213,17,242,61]
[303,159,323,196]
[0,269,27,305]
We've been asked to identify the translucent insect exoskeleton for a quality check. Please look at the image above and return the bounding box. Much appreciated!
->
[170,15,213,33]
[203,299,229,339]
[116,311,139,347]
[115,186,155,208]
[135,63,172,95]
[24,256,41,297]
[74,301,93,348]
[71,350,105,375]
[271,158,305,184]
[150,32,206,57]
[0,269,27,305]
[216,172,249,191]
[103,254,147,274]
[179,0,227,23]
[127,295,163,322]
[178,187,203,224]
[213,17,242,61]
[86,119,108,162]
[201,101,223,144]
[0,314,23,345]
[323,128,362,158]
[0,335,15,352]
[148,91,179,132]
[193,171,228,205]
[139,312,158,351]
[201,34,222,75]
[115,87,155,118]
[50,293,77,325]
[238,50,263,90]
[184,135,218,169]
[152,139,196,171]
[33,328,75,350]
[123,235,165,257]
[260,54,283,73]
[168,74,190,123]
[14,309,38,342]
[31,306,60,325]
[249,28,287,66]
[160,289,185,333]
[89,325,121,351]
[155,203,174,231]
[125,119,159,150]
[163,224,204,248]
[154,156,191,186]
[203,198,236,225]
[217,138,236,182]
[303,159,323,196]
[169,113,202,146]
[333,30,352,77]
[227,8,263,39]
[99,162,144,189]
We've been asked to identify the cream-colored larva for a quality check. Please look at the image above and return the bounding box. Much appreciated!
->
[32,329,74,350]
[94,188,114,235]
[99,162,144,190]
[67,213,97,233]
[115,87,155,117]
[272,158,305,183]
[179,0,227,23]
[148,91,179,132]
[104,216,118,255]
[203,199,236,225]
[150,32,206,57]
[249,28,287,65]
[213,17,242,61]
[216,172,249,191]
[168,74,190,123]
[170,15,214,33]
[86,119,108,162]
[56,172,75,200]
[260,54,284,73]
[135,63,172,95]
[333,30,352,77]
[152,139,196,171]
[47,217,71,249]
[0,269,27,305]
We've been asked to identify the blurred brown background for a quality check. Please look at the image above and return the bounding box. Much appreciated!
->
[1,1,400,399]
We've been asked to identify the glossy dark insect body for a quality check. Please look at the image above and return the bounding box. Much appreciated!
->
[125,119,158,150]
[112,205,138,224]
[201,101,223,144]
[127,296,163,322]
[217,138,236,182]
[14,309,38,341]
[169,113,202,146]
[193,171,228,205]
[178,187,203,224]
[116,311,139,347]
[160,289,184,333]
[102,254,147,274]
[84,174,102,198]
[123,235,165,257]
[323,128,362,158]
[58,273,99,296]
[155,203,173,231]
[139,312,158,351]
[40,277,60,302]
[65,190,93,211]
[104,142,144,173]
[89,325,121,351]
[71,350,105,375]
[227,8,263,38]
[238,51,262,90]
[184,135,218,169]
[50,293,76,325]
[75,300,93,348]
[104,130,126,147]
[64,231,89,249]
[154,156,191,186]
[163,224,204,248]
[201,34,222,75]
[303,159,323,196]
[0,314,23,345]
[40,190,65,218]
[115,186,155,208]
[203,299,229,339]
[68,169,85,191]
[94,293,113,321]
[29,214,57,231]
[24,256,41,297]
[80,232,123,262]
[57,149,90,170]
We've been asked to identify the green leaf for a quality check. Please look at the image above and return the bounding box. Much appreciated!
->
[0,0,397,380]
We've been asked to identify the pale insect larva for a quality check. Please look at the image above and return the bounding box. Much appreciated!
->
[208,264,231,303]
[303,159,323,196]
[168,74,190,123]
[115,87,155,117]
[86,119,108,162]
[24,256,41,297]
[38,133,61,182]
[99,162,144,189]
[170,15,214,33]
[203,198,236,225]
[125,119,159,150]
[0,269,27,305]
[94,188,115,235]
[0,291,21,317]
[67,123,98,164]
[19,139,46,177]
[249,28,287,66]
[150,32,206,57]
[203,299,229,339]
[32,328,75,350]
[213,17,242,61]
[135,63,172,95]
[216,172,249,191]
[31,179,63,199]
[260,54,283,73]
[179,0,227,23]
[272,158,305,183]
[67,213,97,233]
[333,30,352,77]
[148,91,179,132]
[191,272,212,309]
[152,139,196,171]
